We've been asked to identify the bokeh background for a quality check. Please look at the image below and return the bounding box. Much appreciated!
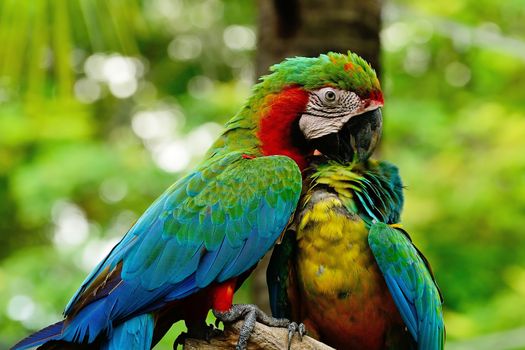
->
[1,0,524,349]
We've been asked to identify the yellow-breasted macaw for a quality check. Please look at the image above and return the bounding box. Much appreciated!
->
[267,159,445,349]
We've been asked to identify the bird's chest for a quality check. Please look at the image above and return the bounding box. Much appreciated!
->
[295,198,404,349]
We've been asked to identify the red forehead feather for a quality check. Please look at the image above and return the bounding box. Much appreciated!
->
[369,90,384,105]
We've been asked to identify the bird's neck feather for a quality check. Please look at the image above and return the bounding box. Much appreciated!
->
[210,86,312,170]
[256,86,311,169]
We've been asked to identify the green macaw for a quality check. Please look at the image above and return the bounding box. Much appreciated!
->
[267,159,445,349]
[13,51,385,350]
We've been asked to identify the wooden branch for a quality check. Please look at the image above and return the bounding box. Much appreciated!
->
[184,321,334,350]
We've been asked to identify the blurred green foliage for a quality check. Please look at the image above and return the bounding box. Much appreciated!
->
[0,0,524,349]
[381,1,525,345]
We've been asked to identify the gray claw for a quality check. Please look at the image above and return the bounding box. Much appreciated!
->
[287,322,307,349]
[298,322,306,340]
[214,304,290,350]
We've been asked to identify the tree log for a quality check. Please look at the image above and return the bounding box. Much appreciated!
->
[184,321,334,350]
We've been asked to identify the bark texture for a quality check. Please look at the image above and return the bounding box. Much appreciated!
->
[256,0,382,77]
[184,321,334,350]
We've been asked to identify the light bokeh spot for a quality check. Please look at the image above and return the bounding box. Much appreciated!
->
[52,201,90,248]
[223,25,256,51]
[168,35,202,61]
[152,141,191,173]
[445,61,471,87]
[74,78,101,104]
[7,295,35,321]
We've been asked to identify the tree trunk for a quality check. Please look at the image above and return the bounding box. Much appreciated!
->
[256,0,381,77]
[252,0,382,315]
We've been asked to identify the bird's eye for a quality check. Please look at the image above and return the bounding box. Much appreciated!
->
[324,89,337,103]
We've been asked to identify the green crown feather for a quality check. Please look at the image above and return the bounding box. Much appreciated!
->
[258,51,381,97]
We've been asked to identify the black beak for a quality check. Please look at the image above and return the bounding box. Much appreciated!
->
[310,108,383,162]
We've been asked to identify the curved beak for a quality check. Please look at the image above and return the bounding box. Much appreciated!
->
[310,108,383,162]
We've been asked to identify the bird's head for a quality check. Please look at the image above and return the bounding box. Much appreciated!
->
[250,51,383,169]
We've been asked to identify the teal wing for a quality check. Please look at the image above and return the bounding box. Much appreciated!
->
[352,160,404,226]
[368,223,445,350]
[54,152,302,343]
[119,152,302,290]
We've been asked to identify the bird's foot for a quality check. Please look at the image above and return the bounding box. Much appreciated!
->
[214,303,297,350]
[173,322,222,349]
[287,322,306,350]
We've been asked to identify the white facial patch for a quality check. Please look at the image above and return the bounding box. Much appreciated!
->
[299,87,362,140]
[299,113,353,139]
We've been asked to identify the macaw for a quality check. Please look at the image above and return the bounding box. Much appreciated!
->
[267,159,445,349]
[13,51,385,350]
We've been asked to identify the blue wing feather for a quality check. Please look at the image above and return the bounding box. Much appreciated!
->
[220,229,262,279]
[369,222,444,350]
[20,152,302,348]
[384,274,418,337]
[196,237,238,287]
[100,314,154,350]
[10,321,64,350]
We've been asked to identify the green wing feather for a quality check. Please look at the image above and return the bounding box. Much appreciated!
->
[56,152,302,344]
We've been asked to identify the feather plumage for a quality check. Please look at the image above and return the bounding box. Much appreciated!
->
[268,159,444,349]
[13,153,301,350]
[369,223,445,350]
[14,51,385,350]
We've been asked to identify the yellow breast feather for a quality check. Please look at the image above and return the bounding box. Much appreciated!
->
[296,193,378,297]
